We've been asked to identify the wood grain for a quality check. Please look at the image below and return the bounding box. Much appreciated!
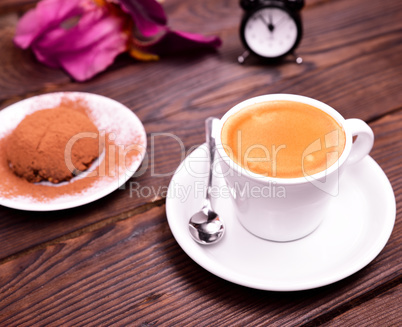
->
[321,285,402,327]
[0,201,400,326]
[1,0,402,119]
[0,0,401,325]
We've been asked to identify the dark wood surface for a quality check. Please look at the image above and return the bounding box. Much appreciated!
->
[0,0,401,326]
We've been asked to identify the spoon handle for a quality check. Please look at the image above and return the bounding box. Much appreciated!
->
[205,117,218,202]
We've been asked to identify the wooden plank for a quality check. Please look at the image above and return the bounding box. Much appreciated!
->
[0,197,400,326]
[321,285,402,326]
[1,0,401,115]
[0,1,36,14]
[0,12,70,105]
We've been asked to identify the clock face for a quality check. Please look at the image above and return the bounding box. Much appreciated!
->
[244,7,298,58]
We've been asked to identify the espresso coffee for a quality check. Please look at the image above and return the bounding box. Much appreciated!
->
[221,100,346,178]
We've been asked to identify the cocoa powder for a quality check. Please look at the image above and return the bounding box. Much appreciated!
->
[0,97,145,204]
[6,106,100,183]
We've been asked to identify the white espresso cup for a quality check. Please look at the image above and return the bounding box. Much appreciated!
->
[215,94,374,241]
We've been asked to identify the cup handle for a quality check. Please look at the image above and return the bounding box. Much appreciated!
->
[344,118,374,165]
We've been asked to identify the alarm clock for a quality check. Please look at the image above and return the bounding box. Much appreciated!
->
[238,0,304,63]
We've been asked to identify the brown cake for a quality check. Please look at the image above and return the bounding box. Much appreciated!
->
[6,107,100,183]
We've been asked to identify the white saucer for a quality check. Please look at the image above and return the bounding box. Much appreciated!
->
[0,92,146,211]
[166,144,396,291]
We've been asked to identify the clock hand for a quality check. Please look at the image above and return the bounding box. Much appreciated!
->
[257,14,269,26]
[274,15,289,28]
[256,13,275,32]
[268,11,273,25]
[266,11,275,32]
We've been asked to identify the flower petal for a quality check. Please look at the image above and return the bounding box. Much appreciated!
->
[14,0,83,49]
[119,0,167,37]
[144,29,222,56]
[14,0,222,81]
[30,5,129,81]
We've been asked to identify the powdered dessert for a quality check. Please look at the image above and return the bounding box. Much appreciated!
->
[6,106,100,183]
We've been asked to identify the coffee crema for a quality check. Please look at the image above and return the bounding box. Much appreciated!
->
[221,100,346,178]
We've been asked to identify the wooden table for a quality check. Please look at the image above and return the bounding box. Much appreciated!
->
[0,0,401,325]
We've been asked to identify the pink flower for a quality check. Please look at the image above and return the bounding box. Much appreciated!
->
[14,0,222,81]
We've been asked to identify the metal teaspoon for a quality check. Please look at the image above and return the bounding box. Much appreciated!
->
[188,117,224,245]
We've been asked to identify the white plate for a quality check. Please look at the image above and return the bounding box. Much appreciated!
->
[0,92,146,211]
[166,144,396,291]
